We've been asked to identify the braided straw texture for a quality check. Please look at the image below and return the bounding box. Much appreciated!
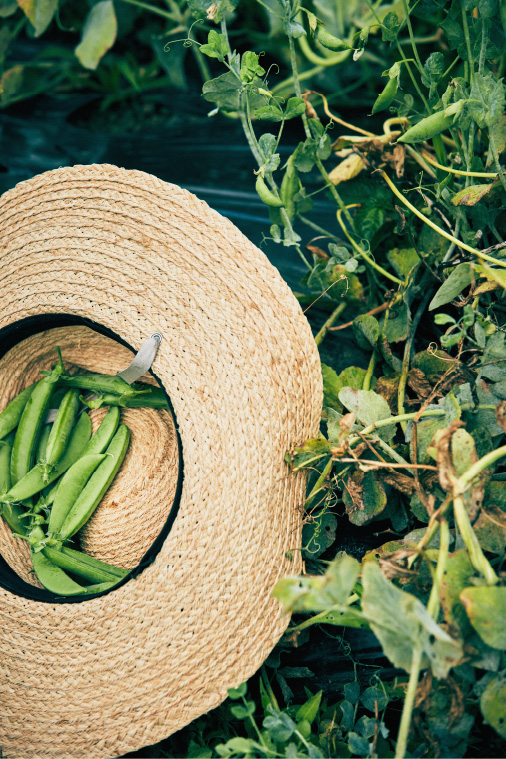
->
[0,164,322,759]
[0,326,179,577]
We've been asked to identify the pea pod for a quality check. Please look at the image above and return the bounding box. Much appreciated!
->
[397,111,454,144]
[36,424,51,464]
[82,387,169,410]
[42,545,123,584]
[58,373,137,397]
[82,580,119,594]
[280,157,299,223]
[41,389,80,481]
[0,385,35,440]
[60,545,127,579]
[0,433,14,495]
[59,424,130,539]
[48,454,106,534]
[315,25,351,52]
[2,412,92,503]
[10,362,63,486]
[82,406,121,455]
[372,75,399,115]
[255,175,284,208]
[30,549,87,596]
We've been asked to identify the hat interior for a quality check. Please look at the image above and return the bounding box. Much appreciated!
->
[0,313,184,604]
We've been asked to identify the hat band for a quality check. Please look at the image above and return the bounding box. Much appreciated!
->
[0,313,184,604]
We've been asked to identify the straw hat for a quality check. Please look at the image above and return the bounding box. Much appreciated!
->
[0,164,322,758]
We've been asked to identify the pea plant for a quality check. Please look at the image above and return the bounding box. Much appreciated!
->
[178,0,506,756]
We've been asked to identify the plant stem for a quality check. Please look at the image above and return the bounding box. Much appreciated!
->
[395,645,423,759]
[260,666,280,711]
[420,151,497,178]
[479,17,488,75]
[117,0,174,19]
[489,131,506,193]
[380,171,506,267]
[395,40,430,114]
[317,161,356,228]
[401,0,424,76]
[299,215,341,240]
[288,34,312,139]
[398,284,434,424]
[426,518,449,618]
[453,495,498,584]
[314,302,347,346]
[363,351,376,391]
[305,456,334,508]
[336,208,403,285]
[459,445,506,487]
[461,8,474,84]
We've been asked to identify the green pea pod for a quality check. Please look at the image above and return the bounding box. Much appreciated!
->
[48,454,106,534]
[83,387,169,410]
[0,385,36,441]
[82,580,118,594]
[397,111,454,144]
[36,424,51,464]
[2,412,92,504]
[0,433,14,495]
[255,175,284,208]
[59,424,130,539]
[10,362,63,486]
[42,390,80,481]
[60,545,127,579]
[315,25,351,52]
[81,406,121,455]
[58,373,137,397]
[280,158,299,223]
[30,550,87,596]
[42,545,123,584]
[372,76,399,115]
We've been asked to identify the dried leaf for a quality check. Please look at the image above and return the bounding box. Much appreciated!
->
[306,244,329,260]
[381,470,416,495]
[342,469,388,526]
[473,505,506,555]
[328,153,365,186]
[495,401,506,432]
[451,180,500,206]
[408,368,433,399]
[374,375,400,413]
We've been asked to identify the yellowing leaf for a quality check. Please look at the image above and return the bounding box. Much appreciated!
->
[75,0,117,71]
[16,0,57,36]
[328,153,365,186]
[460,586,506,650]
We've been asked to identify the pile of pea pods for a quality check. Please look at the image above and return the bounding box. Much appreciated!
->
[0,348,169,596]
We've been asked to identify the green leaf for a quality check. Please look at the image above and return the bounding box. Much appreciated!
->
[0,0,18,18]
[202,71,242,111]
[272,553,360,612]
[451,428,477,479]
[296,690,322,725]
[384,301,410,344]
[228,682,248,699]
[381,11,400,42]
[344,681,361,704]
[440,550,476,636]
[230,701,255,719]
[303,512,337,559]
[469,72,506,129]
[347,732,369,756]
[321,364,367,414]
[338,388,396,441]
[16,0,57,36]
[75,1,117,70]
[386,247,420,278]
[460,587,506,650]
[429,263,474,310]
[362,563,463,678]
[361,686,388,712]
[254,105,284,122]
[284,96,306,120]
[240,51,265,83]
[342,469,388,526]
[421,51,445,101]
[263,707,297,742]
[199,30,229,61]
[481,673,506,738]
[353,314,379,350]
[215,737,258,757]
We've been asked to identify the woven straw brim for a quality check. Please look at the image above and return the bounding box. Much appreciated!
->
[0,164,322,759]
[0,326,179,581]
